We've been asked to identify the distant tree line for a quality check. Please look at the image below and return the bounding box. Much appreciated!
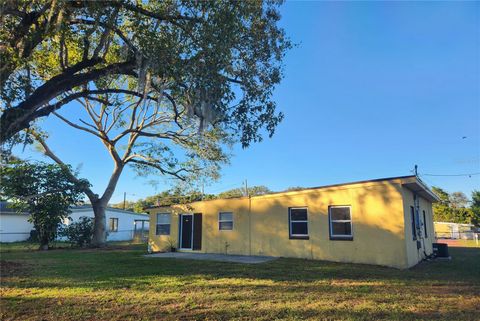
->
[110,185,272,213]
[432,187,480,226]
[116,186,480,227]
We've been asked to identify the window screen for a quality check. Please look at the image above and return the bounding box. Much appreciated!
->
[156,213,171,235]
[219,212,233,230]
[329,206,353,239]
[289,208,308,238]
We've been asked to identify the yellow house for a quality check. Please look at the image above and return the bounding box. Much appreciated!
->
[147,175,439,269]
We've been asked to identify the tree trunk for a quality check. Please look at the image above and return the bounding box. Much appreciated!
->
[90,163,124,247]
[39,233,49,251]
[91,200,108,247]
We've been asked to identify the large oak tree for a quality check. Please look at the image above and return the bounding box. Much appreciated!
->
[1,1,291,246]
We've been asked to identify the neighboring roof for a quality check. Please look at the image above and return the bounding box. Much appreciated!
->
[434,222,474,226]
[0,202,148,216]
[71,205,149,217]
[147,175,440,209]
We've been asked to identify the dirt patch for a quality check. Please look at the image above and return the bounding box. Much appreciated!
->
[0,260,30,277]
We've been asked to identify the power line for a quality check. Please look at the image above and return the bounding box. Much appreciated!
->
[421,172,480,177]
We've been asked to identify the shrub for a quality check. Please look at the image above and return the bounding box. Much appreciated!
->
[60,217,94,247]
[28,229,39,242]
[1,160,87,250]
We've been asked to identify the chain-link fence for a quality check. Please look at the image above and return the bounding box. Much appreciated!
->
[435,231,480,247]
[435,231,478,240]
[1,229,149,244]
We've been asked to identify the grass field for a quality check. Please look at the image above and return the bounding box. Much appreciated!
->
[436,239,480,248]
[1,243,479,321]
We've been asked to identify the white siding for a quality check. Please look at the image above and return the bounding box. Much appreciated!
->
[1,208,149,243]
[0,214,34,242]
[64,208,149,241]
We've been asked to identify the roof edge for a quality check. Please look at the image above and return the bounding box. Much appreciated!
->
[146,175,417,209]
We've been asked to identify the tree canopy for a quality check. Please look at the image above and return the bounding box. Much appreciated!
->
[1,0,291,147]
[217,185,271,199]
[470,190,480,227]
[2,1,291,246]
[431,187,479,226]
[110,185,272,212]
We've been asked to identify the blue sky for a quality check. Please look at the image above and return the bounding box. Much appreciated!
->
[17,1,479,203]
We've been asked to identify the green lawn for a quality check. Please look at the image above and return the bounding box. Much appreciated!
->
[1,243,479,321]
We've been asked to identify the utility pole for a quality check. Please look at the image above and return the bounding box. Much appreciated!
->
[414,164,418,177]
[123,192,126,210]
[201,183,205,200]
[244,179,249,197]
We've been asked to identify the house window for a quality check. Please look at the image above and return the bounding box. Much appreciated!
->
[156,213,171,235]
[109,218,118,232]
[329,206,353,240]
[423,210,428,238]
[411,206,417,240]
[219,212,233,230]
[289,207,308,239]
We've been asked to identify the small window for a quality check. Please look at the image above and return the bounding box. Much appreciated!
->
[411,206,417,240]
[329,206,353,240]
[289,207,308,239]
[109,218,118,232]
[423,210,428,238]
[219,212,233,230]
[156,213,171,235]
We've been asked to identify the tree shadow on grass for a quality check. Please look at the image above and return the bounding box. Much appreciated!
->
[1,247,479,321]
[1,247,479,291]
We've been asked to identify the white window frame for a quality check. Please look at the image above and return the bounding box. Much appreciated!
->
[289,207,309,238]
[156,213,171,236]
[329,206,353,239]
[218,212,233,231]
[109,217,118,232]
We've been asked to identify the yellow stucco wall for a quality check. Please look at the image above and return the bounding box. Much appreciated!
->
[148,178,421,268]
[401,188,435,268]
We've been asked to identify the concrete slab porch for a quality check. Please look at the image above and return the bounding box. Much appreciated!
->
[144,252,277,264]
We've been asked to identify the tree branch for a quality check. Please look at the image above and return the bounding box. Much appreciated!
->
[30,131,98,201]
[70,1,201,23]
[0,2,54,84]
[126,158,189,181]
[70,18,138,55]
[0,59,136,142]
[52,112,104,139]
